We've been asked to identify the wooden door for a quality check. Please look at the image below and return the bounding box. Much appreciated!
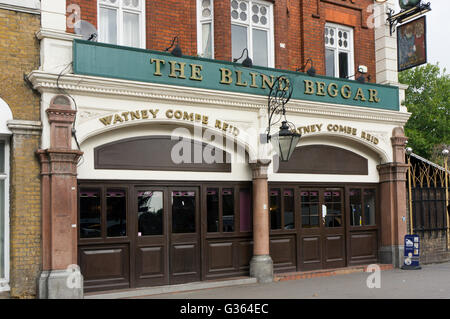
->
[298,188,346,270]
[169,187,201,284]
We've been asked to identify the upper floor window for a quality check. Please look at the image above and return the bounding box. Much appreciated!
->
[197,0,214,58]
[98,0,145,48]
[231,0,274,67]
[325,23,354,79]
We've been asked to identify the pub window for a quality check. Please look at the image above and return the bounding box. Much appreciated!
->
[323,190,342,227]
[231,0,274,67]
[98,0,146,49]
[222,188,234,232]
[197,0,214,58]
[207,186,249,233]
[350,188,376,226]
[138,191,163,236]
[172,191,196,233]
[239,188,252,232]
[325,23,354,79]
[270,188,295,230]
[106,189,127,237]
[79,188,102,238]
[301,191,319,228]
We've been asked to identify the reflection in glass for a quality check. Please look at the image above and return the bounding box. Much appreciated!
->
[324,191,342,227]
[239,188,252,232]
[325,48,335,77]
[339,52,349,79]
[172,191,196,233]
[207,188,219,232]
[107,189,127,237]
[301,191,319,227]
[202,23,213,58]
[138,191,163,236]
[364,189,376,226]
[79,189,101,238]
[222,189,234,232]
[231,24,247,63]
[253,29,268,67]
[99,7,117,44]
[123,12,140,47]
[284,189,295,229]
[270,189,281,229]
[350,189,362,226]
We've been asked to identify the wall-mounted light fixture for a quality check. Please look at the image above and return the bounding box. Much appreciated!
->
[165,36,183,57]
[233,48,253,68]
[263,76,301,162]
[296,58,316,77]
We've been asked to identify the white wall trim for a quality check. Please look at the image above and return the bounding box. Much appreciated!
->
[0,0,40,14]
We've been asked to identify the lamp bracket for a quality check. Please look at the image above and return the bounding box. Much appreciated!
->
[265,75,294,142]
[387,2,431,36]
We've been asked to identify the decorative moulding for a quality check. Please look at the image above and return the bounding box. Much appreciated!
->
[27,71,411,126]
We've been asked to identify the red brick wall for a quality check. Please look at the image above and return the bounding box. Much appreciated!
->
[67,0,376,82]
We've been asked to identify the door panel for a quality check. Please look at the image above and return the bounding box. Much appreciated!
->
[79,244,130,291]
[169,188,201,284]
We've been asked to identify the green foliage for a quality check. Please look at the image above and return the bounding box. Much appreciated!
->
[399,63,450,161]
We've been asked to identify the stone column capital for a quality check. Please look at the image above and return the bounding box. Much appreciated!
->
[377,162,409,183]
[250,160,271,179]
[7,120,42,136]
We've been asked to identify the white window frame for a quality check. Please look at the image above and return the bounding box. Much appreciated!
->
[325,23,354,80]
[97,0,146,49]
[197,0,215,58]
[231,0,274,68]
[0,136,10,292]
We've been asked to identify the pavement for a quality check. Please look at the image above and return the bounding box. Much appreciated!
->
[136,262,450,299]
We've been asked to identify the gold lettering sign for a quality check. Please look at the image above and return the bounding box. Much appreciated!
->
[296,122,379,145]
[99,108,238,136]
[149,58,381,104]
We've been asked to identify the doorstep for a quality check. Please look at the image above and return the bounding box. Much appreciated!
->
[274,264,394,282]
[84,276,258,299]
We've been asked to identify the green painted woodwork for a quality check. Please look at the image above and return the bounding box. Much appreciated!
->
[73,39,399,111]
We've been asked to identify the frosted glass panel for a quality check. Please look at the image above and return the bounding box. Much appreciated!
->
[123,12,140,47]
[100,7,118,44]
[231,24,247,63]
[201,23,212,58]
[252,29,268,67]
[326,49,335,77]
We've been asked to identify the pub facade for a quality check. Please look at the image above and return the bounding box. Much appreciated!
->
[22,0,411,298]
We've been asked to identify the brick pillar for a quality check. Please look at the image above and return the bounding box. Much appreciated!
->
[37,95,83,299]
[6,120,42,298]
[377,127,409,267]
[249,160,273,283]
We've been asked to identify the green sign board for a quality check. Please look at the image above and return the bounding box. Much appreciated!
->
[73,39,399,111]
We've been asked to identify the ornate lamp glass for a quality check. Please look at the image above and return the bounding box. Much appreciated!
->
[270,121,301,162]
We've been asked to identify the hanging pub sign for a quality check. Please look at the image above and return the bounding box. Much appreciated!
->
[397,16,427,71]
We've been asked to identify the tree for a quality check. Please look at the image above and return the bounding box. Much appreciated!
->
[399,63,450,163]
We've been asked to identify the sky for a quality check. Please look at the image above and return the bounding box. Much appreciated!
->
[393,0,450,73]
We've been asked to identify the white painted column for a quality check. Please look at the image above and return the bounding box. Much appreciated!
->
[40,0,67,31]
[374,0,408,112]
